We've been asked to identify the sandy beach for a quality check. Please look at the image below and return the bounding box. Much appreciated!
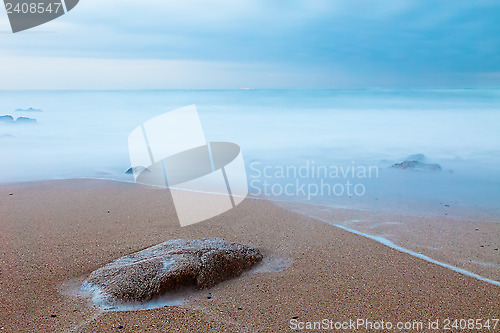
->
[0,179,498,332]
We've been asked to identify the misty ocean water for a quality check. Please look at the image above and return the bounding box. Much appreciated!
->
[1,89,499,222]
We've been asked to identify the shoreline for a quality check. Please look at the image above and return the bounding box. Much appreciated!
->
[0,179,498,332]
[278,199,500,283]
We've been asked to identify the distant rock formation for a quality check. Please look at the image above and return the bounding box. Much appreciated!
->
[15,116,37,124]
[83,238,263,303]
[14,107,42,112]
[392,154,441,171]
[0,115,14,123]
[0,133,14,139]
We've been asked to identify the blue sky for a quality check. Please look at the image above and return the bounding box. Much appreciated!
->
[1,0,499,89]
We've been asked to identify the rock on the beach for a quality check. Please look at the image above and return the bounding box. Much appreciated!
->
[392,160,441,171]
[391,154,441,171]
[125,166,151,175]
[83,238,263,303]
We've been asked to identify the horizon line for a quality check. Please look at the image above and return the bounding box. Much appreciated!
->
[1,87,499,92]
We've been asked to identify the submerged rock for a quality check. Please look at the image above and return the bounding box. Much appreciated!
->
[0,115,14,123]
[1,115,37,124]
[83,238,263,303]
[15,116,37,124]
[14,107,42,112]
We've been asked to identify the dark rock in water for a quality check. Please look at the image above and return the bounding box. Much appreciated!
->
[83,238,263,303]
[14,107,42,112]
[392,160,441,171]
[125,166,151,174]
[15,116,37,124]
[1,115,37,125]
[0,115,14,123]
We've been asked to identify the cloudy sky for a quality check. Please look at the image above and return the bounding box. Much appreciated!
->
[1,0,499,89]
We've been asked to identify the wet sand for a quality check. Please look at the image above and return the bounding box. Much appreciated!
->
[280,202,500,282]
[0,179,498,332]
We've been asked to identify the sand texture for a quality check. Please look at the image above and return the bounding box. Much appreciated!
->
[0,179,498,332]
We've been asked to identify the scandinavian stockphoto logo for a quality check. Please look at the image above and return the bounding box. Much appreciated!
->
[128,105,248,227]
[3,0,78,33]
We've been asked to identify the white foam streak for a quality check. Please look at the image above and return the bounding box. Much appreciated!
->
[312,217,500,287]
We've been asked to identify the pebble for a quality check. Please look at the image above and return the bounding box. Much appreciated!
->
[9,193,13,196]
[444,204,450,207]
[207,296,212,299]
[117,325,124,329]
[50,314,57,318]
[292,316,298,319]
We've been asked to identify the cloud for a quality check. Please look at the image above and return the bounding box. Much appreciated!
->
[1,0,499,88]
